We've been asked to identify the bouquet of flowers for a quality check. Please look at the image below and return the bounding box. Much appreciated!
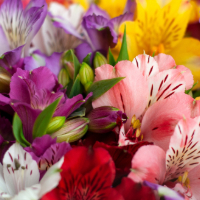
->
[0,0,200,199]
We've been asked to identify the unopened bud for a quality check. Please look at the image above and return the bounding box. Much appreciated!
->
[84,81,93,91]
[61,50,74,79]
[51,118,89,143]
[87,106,127,134]
[0,67,11,93]
[58,68,70,88]
[93,52,107,69]
[46,116,66,134]
[79,62,94,86]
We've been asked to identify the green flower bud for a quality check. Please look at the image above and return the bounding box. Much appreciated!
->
[0,67,11,93]
[51,118,89,143]
[61,50,74,79]
[84,81,93,91]
[46,116,66,134]
[58,68,70,88]
[79,62,94,86]
[93,52,108,69]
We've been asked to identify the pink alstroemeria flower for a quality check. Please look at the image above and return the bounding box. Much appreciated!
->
[128,116,200,199]
[93,53,195,151]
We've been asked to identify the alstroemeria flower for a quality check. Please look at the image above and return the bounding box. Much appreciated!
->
[0,0,47,69]
[31,2,84,56]
[0,143,63,200]
[24,50,62,76]
[0,67,92,142]
[113,0,200,89]
[129,116,200,199]
[25,135,71,173]
[93,54,195,150]
[41,146,122,200]
[55,4,133,62]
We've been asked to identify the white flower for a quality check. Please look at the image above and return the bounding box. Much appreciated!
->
[0,143,63,200]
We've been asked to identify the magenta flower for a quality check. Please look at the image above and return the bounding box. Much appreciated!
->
[25,135,71,176]
[0,67,92,142]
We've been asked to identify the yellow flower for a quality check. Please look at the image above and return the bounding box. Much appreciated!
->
[189,0,200,23]
[112,0,200,88]
[96,0,128,18]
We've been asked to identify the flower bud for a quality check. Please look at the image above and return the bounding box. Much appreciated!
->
[93,52,108,69]
[0,67,11,93]
[79,62,94,86]
[87,106,127,134]
[61,51,74,79]
[46,116,66,134]
[58,68,70,88]
[84,81,93,91]
[51,118,89,143]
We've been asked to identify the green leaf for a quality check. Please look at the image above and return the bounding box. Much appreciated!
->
[13,113,30,147]
[116,26,129,62]
[32,98,61,139]
[68,107,86,119]
[87,77,125,101]
[152,51,156,57]
[69,75,83,98]
[185,81,198,94]
[83,53,92,66]
[108,47,116,66]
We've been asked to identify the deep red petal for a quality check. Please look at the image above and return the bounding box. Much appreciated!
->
[41,188,60,200]
[61,147,115,178]
[116,177,156,200]
[93,141,133,169]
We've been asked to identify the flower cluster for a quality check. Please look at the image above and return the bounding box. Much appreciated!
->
[0,0,200,199]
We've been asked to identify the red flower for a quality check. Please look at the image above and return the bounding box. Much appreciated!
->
[115,177,156,200]
[41,146,123,200]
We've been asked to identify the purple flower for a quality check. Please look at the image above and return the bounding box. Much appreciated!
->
[0,67,92,142]
[25,135,71,175]
[75,5,133,62]
[31,3,84,56]
[24,50,62,76]
[0,0,47,70]
[51,4,133,62]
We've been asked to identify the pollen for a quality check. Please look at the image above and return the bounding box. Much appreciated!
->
[178,171,190,188]
[195,97,200,101]
[131,115,141,129]
[151,43,165,55]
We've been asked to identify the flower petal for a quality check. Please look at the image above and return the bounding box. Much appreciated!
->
[93,61,149,130]
[3,143,40,196]
[132,54,159,78]
[39,157,64,198]
[169,37,200,89]
[141,93,193,151]
[128,145,166,184]
[165,116,200,181]
[147,68,186,107]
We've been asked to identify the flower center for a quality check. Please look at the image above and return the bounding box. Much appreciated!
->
[177,171,190,188]
[151,43,165,55]
[125,115,143,142]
